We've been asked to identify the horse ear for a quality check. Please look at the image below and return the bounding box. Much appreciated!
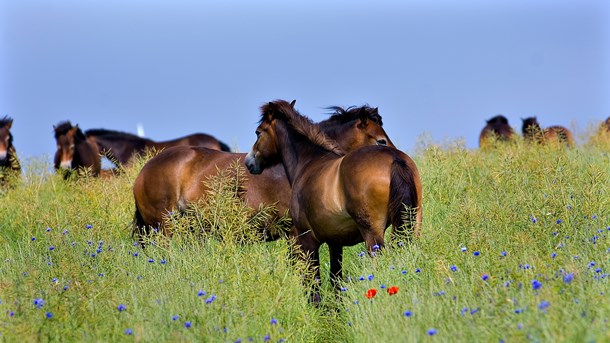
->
[359,107,369,126]
[290,100,296,108]
[6,119,12,129]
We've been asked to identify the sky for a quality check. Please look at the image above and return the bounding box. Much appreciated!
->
[1,0,609,163]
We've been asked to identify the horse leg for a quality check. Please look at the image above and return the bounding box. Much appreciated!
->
[351,208,386,255]
[295,232,322,304]
[329,244,343,291]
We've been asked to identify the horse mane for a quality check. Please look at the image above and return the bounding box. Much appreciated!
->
[54,121,74,138]
[322,105,383,126]
[85,128,147,141]
[0,116,13,128]
[486,115,509,125]
[262,100,345,156]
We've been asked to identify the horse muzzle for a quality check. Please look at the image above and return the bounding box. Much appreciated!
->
[60,160,73,169]
[244,152,262,174]
[0,150,7,161]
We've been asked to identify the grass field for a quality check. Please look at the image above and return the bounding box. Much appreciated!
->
[1,138,609,342]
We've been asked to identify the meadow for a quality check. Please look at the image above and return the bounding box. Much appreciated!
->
[1,138,609,342]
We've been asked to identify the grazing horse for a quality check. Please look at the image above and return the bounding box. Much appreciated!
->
[132,104,396,240]
[522,117,575,147]
[245,100,422,303]
[479,115,515,148]
[54,121,101,178]
[0,116,20,185]
[85,129,231,167]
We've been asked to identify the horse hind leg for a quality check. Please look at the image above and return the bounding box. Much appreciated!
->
[329,244,343,291]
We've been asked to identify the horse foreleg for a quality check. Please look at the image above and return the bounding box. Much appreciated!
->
[296,233,322,304]
[329,244,343,291]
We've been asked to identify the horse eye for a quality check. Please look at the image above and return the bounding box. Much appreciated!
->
[255,131,261,137]
[376,139,387,146]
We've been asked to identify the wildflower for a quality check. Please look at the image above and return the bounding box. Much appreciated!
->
[551,252,557,259]
[49,246,55,251]
[46,228,51,232]
[538,300,550,310]
[46,312,53,319]
[205,295,217,304]
[514,309,523,314]
[148,259,154,263]
[31,237,36,241]
[473,251,480,256]
[62,229,68,235]
[481,274,489,281]
[415,268,421,273]
[588,261,596,268]
[358,276,365,281]
[595,268,602,273]
[460,307,468,315]
[387,286,399,295]
[450,265,458,272]
[501,251,507,257]
[427,328,437,336]
[263,334,271,342]
[401,270,407,275]
[86,224,93,229]
[372,244,380,251]
[124,329,133,335]
[270,318,278,325]
[63,285,69,291]
[184,321,192,328]
[460,247,467,252]
[556,219,562,224]
[52,278,58,283]
[340,287,347,292]
[358,251,365,257]
[365,289,377,299]
[403,310,413,317]
[172,315,179,321]
[368,274,374,281]
[532,279,542,290]
[133,252,139,257]
[117,304,126,312]
[531,217,537,223]
[160,260,167,265]
[33,298,44,309]
[9,311,14,317]
[470,308,479,315]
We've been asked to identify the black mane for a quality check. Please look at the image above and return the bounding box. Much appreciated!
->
[54,121,74,139]
[0,116,13,128]
[322,105,383,126]
[486,115,509,125]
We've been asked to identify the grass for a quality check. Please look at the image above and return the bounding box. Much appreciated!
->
[1,138,609,342]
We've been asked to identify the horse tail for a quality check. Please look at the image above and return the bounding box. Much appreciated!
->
[387,156,421,243]
[132,202,147,240]
[218,141,232,152]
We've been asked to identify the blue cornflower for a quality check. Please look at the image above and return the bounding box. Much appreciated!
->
[460,247,467,252]
[46,228,51,232]
[45,312,53,319]
[340,287,347,292]
[33,298,44,309]
[9,311,14,317]
[531,217,537,223]
[450,265,458,272]
[372,244,380,251]
[197,290,205,297]
[551,252,557,259]
[49,246,55,251]
[460,307,468,315]
[401,270,407,275]
[63,285,69,291]
[358,251,365,257]
[31,237,36,241]
[368,274,374,281]
[270,318,278,325]
[205,295,217,304]
[117,304,126,312]
[588,261,596,268]
[234,339,242,343]
[263,334,271,342]
[160,260,167,265]
[473,251,480,256]
[470,308,479,315]
[415,268,421,273]
[532,279,542,290]
[595,268,602,273]
[514,309,523,314]
[133,252,139,257]
[501,251,507,257]
[358,276,365,281]
[184,321,192,328]
[97,273,104,277]
[124,329,133,335]
[403,310,413,317]
[86,224,93,229]
[52,278,58,283]
[148,258,154,263]
[172,315,179,321]
[556,219,562,224]
[482,274,489,281]
[538,300,550,310]
[427,328,437,336]
[62,229,68,235]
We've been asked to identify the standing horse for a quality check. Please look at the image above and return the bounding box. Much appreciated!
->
[54,121,101,178]
[479,115,515,148]
[132,104,395,239]
[245,100,422,303]
[522,117,575,147]
[0,116,20,185]
[85,129,231,167]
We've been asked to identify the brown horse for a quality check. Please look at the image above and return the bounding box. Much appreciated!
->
[522,117,575,147]
[85,129,231,167]
[0,116,20,185]
[479,115,515,148]
[54,121,101,178]
[132,104,396,240]
[245,100,422,303]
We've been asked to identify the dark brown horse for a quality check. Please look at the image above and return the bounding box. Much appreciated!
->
[132,104,395,240]
[54,121,101,178]
[245,100,422,303]
[0,116,20,184]
[479,115,515,148]
[85,129,231,167]
[522,117,575,147]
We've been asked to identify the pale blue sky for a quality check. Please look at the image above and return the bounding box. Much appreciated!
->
[2,0,609,161]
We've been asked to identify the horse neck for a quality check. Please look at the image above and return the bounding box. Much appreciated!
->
[274,120,336,185]
[74,138,99,170]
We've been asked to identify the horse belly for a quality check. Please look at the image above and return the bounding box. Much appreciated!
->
[309,210,363,246]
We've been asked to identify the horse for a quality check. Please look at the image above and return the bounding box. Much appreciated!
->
[0,116,20,185]
[54,121,101,178]
[522,117,575,147]
[245,100,422,303]
[85,129,231,167]
[132,103,396,241]
[479,115,515,148]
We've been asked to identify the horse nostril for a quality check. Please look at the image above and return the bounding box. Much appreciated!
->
[376,139,387,146]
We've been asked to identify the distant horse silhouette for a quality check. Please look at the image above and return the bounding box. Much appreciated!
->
[522,117,574,147]
[54,121,101,178]
[0,116,20,185]
[85,129,231,167]
[133,104,396,240]
[600,117,610,136]
[479,115,515,148]
[245,100,422,303]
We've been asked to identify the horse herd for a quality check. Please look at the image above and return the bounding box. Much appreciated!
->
[1,107,610,303]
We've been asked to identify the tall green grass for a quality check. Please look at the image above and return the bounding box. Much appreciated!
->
[1,139,609,342]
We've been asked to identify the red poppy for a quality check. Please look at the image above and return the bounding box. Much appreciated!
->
[387,286,399,295]
[365,288,377,299]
